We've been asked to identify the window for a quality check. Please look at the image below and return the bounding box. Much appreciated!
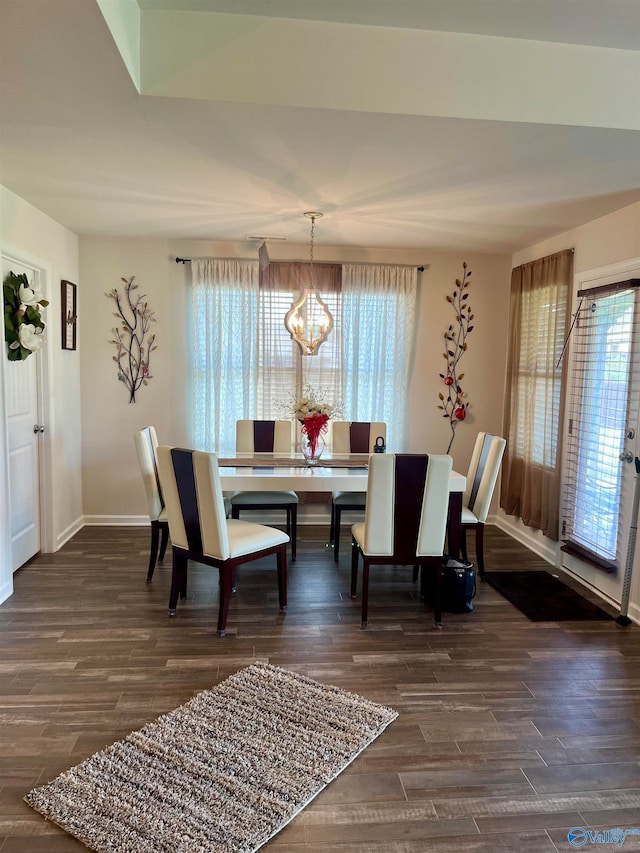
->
[513,290,565,468]
[341,263,417,448]
[562,284,640,568]
[257,262,342,424]
[500,250,572,539]
[191,259,417,455]
[191,259,259,454]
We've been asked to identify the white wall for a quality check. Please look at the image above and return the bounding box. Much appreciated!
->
[407,253,511,469]
[3,185,636,618]
[79,236,511,521]
[0,186,82,603]
[499,200,640,622]
[79,237,185,521]
[511,201,640,271]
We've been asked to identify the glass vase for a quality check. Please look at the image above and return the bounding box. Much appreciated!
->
[301,432,325,466]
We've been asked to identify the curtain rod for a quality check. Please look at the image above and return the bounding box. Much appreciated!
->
[176,257,425,271]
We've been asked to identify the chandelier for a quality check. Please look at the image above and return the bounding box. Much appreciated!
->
[284,212,334,356]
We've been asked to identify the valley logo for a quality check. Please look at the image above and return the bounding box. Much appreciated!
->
[568,826,640,847]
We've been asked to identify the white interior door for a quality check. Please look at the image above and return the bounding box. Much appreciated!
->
[2,257,42,571]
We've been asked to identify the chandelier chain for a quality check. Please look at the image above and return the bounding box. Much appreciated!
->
[309,215,315,286]
[284,211,332,355]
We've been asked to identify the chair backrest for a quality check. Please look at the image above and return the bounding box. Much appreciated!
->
[236,420,292,453]
[332,421,386,454]
[362,453,452,559]
[157,446,230,560]
[464,432,507,523]
[134,426,163,521]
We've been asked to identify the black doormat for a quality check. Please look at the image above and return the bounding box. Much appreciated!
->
[484,570,614,622]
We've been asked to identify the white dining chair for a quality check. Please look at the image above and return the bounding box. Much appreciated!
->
[461,432,507,576]
[350,452,452,628]
[330,421,386,562]
[134,426,169,582]
[229,420,299,560]
[157,446,288,637]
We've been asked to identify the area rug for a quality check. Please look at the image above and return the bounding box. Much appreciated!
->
[25,663,398,852]
[484,570,614,622]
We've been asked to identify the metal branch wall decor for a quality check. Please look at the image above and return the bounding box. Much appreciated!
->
[438,262,474,453]
[106,276,157,403]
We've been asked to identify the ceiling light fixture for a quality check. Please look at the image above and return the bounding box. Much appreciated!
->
[284,212,333,356]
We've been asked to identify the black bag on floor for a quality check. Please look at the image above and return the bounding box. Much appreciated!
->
[442,556,476,613]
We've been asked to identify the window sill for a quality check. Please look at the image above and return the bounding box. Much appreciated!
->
[561,541,617,574]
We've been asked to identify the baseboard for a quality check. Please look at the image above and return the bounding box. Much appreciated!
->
[624,602,640,626]
[0,578,14,606]
[494,512,558,567]
[56,516,84,550]
[555,563,639,626]
[82,515,150,526]
[82,510,342,526]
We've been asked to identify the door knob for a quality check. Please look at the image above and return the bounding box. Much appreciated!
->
[620,449,634,463]
[33,424,44,434]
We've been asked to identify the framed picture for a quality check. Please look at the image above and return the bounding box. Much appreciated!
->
[61,280,77,350]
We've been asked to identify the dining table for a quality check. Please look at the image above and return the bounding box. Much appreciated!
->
[217,452,467,556]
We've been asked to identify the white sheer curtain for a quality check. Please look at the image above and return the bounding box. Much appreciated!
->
[191,259,417,454]
[341,264,417,450]
[191,259,259,454]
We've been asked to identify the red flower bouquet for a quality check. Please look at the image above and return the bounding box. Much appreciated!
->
[290,385,338,464]
[301,412,330,459]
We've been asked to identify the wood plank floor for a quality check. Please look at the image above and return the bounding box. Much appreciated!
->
[1,525,640,852]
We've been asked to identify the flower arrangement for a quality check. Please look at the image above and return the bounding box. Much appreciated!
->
[106,276,157,403]
[289,384,338,461]
[3,271,49,361]
[437,262,474,453]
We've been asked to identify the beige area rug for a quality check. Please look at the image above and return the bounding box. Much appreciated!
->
[25,663,398,852]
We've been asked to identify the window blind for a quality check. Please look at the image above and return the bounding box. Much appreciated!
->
[258,263,342,428]
[513,287,566,468]
[562,281,640,569]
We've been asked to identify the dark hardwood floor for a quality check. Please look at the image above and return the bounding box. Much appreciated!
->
[1,525,639,852]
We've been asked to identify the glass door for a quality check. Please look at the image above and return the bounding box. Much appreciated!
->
[562,266,640,587]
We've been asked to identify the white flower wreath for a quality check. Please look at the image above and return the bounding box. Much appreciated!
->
[3,271,48,361]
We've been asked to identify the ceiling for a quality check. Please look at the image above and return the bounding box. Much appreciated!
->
[1,0,639,253]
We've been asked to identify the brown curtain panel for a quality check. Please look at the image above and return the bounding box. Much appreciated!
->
[500,249,573,539]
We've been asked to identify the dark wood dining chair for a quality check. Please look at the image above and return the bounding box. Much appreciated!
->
[134,426,169,582]
[460,432,506,576]
[330,421,386,562]
[156,446,288,637]
[229,420,298,560]
[350,453,452,628]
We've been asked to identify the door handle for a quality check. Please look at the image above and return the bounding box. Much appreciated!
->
[33,424,44,434]
[620,449,634,463]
